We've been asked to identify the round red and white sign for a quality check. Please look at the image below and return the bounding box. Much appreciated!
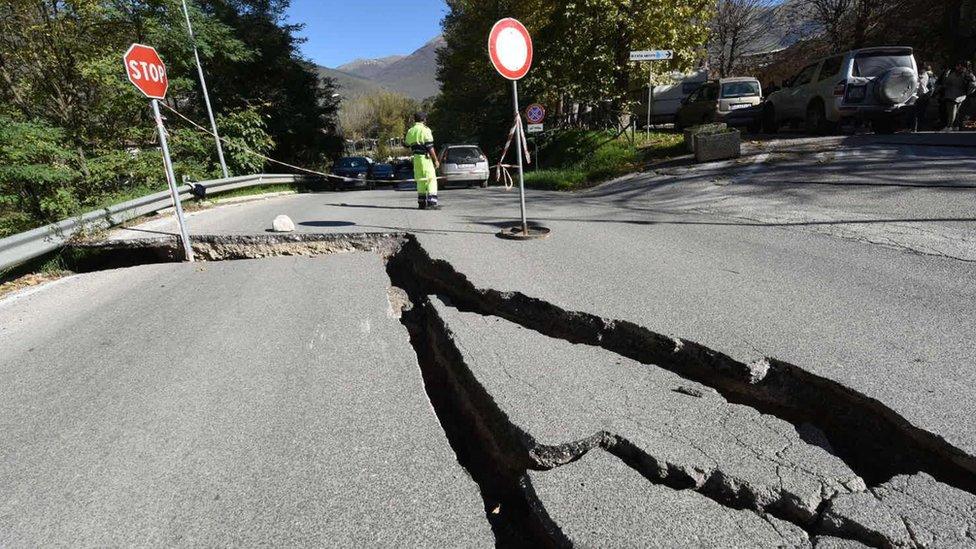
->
[488,18,533,81]
[123,43,168,100]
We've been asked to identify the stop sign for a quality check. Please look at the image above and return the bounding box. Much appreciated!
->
[123,44,168,100]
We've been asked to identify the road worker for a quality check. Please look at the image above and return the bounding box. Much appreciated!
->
[405,112,440,209]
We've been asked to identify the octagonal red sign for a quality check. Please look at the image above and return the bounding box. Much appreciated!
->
[123,44,169,100]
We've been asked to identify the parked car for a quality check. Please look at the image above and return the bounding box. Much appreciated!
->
[330,156,372,190]
[437,145,490,188]
[763,46,919,135]
[674,77,763,131]
[367,161,396,185]
[393,158,414,184]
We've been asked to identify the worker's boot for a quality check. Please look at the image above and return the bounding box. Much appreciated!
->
[427,194,441,210]
[417,194,427,209]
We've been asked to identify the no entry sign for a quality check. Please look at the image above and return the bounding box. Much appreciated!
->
[124,44,169,99]
[488,18,533,80]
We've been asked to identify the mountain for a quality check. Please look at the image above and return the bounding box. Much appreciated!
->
[324,36,444,101]
[316,66,385,98]
[337,55,406,81]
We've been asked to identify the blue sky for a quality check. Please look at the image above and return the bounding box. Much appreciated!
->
[285,0,447,68]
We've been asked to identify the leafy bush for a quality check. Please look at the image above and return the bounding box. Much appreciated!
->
[523,169,587,191]
[521,130,680,191]
[0,117,80,230]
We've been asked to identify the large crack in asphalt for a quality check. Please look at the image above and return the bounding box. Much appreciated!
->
[384,237,976,492]
[67,232,976,548]
[392,293,571,548]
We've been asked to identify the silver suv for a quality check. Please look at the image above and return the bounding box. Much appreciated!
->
[763,47,919,134]
[437,145,490,188]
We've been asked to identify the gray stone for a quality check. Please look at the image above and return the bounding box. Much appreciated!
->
[271,214,295,232]
[695,129,741,162]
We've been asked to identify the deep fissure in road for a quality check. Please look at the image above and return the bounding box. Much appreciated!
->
[67,232,976,547]
[389,288,571,548]
[384,236,976,495]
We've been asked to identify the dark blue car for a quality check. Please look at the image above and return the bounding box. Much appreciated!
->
[367,161,395,185]
[393,159,413,180]
[330,157,371,190]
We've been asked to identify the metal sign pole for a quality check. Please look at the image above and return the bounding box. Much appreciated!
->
[512,80,528,235]
[152,99,195,262]
[647,65,653,138]
[181,0,229,179]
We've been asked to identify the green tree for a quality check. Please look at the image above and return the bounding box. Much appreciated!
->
[200,0,343,167]
[433,0,711,154]
[339,90,418,157]
[0,116,79,231]
[432,0,551,154]
[0,0,336,235]
[536,0,711,110]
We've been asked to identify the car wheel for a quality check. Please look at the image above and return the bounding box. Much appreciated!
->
[674,114,685,131]
[762,105,778,134]
[805,101,829,135]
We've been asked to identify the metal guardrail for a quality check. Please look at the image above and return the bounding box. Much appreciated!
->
[0,173,305,273]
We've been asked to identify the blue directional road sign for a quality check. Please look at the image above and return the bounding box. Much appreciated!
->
[630,50,674,62]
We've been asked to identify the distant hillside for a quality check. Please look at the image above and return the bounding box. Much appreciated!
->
[338,55,406,81]
[316,66,385,98]
[326,36,443,101]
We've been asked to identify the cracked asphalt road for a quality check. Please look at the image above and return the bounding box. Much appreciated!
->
[2,133,975,546]
[0,255,491,546]
[110,135,976,462]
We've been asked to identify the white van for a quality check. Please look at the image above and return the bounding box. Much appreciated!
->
[646,70,709,124]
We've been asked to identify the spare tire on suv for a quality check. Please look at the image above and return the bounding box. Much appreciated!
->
[876,67,918,105]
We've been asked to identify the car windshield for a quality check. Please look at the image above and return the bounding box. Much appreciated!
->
[338,158,367,169]
[721,81,760,98]
[445,147,482,164]
[853,52,913,78]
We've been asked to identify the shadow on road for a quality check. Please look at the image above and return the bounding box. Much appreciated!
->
[328,202,419,211]
[461,214,976,229]
[298,220,357,227]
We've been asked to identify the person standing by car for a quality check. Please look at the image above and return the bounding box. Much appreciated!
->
[960,61,976,128]
[914,64,935,131]
[939,62,976,131]
[405,112,440,210]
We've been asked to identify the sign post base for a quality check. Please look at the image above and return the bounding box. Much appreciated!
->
[496,225,552,241]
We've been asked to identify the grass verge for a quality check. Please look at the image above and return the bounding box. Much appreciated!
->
[521,130,684,191]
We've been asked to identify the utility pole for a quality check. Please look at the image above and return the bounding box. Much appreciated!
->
[181,0,229,179]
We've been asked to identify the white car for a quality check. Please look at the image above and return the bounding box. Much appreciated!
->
[674,77,763,130]
[763,47,919,134]
[437,145,490,188]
